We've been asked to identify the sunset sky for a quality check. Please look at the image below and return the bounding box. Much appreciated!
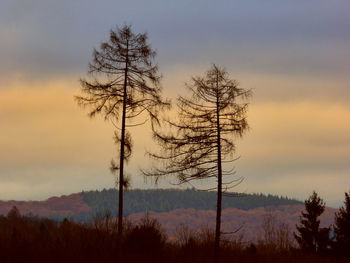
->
[0,0,349,207]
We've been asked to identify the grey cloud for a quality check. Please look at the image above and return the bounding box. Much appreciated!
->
[1,0,349,81]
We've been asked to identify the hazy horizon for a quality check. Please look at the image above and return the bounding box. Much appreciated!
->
[0,0,349,207]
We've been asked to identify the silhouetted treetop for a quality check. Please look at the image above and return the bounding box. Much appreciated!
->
[76,25,169,124]
[145,64,251,184]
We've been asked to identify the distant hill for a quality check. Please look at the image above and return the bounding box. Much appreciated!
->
[0,189,338,242]
[81,188,302,218]
[0,188,302,221]
[0,193,91,218]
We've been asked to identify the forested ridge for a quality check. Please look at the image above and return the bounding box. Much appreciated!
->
[80,188,301,218]
[0,188,302,223]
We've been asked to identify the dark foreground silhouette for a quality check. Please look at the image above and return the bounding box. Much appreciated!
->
[0,207,348,263]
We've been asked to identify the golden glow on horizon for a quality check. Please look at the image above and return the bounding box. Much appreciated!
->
[0,73,349,203]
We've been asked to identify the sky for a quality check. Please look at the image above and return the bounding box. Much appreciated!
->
[0,0,349,207]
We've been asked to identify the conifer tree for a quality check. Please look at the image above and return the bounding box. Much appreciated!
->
[333,191,350,255]
[294,191,330,253]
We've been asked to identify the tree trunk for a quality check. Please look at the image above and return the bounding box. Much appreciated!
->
[118,40,129,240]
[214,77,222,263]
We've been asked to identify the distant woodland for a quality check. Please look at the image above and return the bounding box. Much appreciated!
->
[82,189,299,215]
[57,188,301,222]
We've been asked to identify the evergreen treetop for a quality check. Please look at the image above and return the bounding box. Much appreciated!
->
[294,191,330,253]
[333,191,350,254]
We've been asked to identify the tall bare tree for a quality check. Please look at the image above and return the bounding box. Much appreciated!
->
[76,25,169,239]
[145,65,251,263]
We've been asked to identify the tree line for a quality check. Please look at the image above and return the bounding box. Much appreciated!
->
[44,188,300,222]
[81,188,301,216]
[56,188,299,222]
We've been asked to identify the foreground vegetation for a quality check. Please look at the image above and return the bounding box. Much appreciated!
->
[0,206,348,263]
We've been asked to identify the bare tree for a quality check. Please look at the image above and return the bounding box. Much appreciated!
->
[261,212,294,251]
[76,25,169,239]
[145,64,251,263]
